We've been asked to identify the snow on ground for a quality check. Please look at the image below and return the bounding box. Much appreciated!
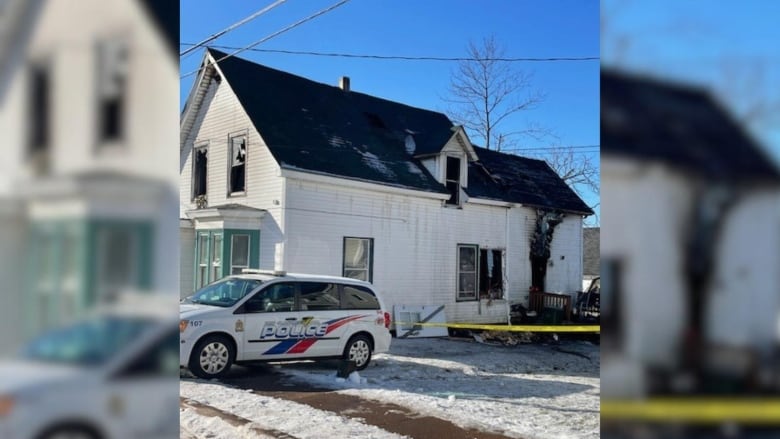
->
[180,380,408,439]
[180,407,271,439]
[279,337,600,439]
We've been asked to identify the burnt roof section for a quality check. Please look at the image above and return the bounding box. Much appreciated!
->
[207,49,591,213]
[602,69,780,183]
[467,146,593,214]
[209,48,450,194]
[583,227,600,276]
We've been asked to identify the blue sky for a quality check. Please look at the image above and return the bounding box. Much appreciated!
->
[602,0,780,161]
[181,0,600,216]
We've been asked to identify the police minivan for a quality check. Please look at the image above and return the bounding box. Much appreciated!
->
[179,270,392,378]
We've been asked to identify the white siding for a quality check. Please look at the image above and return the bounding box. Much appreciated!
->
[282,176,581,323]
[180,74,286,273]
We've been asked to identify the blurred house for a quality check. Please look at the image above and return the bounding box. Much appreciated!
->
[601,70,780,397]
[582,226,599,290]
[179,49,593,323]
[0,0,178,346]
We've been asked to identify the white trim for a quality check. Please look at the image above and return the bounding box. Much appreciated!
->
[280,168,451,200]
[186,206,266,221]
[467,198,516,208]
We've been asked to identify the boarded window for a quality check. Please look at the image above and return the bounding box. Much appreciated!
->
[229,136,246,194]
[343,237,373,282]
[445,156,461,205]
[341,285,380,310]
[299,282,340,311]
[96,38,129,142]
[193,146,208,198]
[457,244,478,301]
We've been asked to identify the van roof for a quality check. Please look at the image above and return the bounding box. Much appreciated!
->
[233,272,375,287]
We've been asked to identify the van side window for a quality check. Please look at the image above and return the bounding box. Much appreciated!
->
[341,285,380,310]
[299,282,340,311]
[244,283,296,313]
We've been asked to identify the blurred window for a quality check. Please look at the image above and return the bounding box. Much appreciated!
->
[96,37,129,143]
[27,62,50,157]
[23,316,152,366]
[229,135,246,194]
[115,329,180,378]
[457,244,478,301]
[343,237,373,282]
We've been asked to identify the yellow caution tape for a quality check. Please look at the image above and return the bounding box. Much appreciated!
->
[601,398,780,424]
[393,321,600,333]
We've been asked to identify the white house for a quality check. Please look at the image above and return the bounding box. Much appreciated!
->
[601,70,780,397]
[0,0,179,344]
[179,49,592,324]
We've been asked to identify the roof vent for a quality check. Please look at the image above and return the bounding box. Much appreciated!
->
[339,76,350,92]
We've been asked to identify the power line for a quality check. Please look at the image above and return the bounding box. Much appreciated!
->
[181,0,351,79]
[180,0,289,58]
[180,43,600,63]
[502,144,601,151]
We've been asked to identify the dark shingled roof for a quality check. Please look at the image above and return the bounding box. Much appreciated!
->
[583,227,600,276]
[467,146,593,214]
[602,70,780,183]
[207,49,591,213]
[138,0,178,57]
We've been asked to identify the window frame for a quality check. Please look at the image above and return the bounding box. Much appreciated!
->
[94,36,130,146]
[444,155,462,206]
[191,141,209,201]
[342,237,374,283]
[456,244,479,302]
[229,234,251,275]
[227,132,248,197]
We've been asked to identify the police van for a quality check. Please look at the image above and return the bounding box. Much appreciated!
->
[179,270,392,378]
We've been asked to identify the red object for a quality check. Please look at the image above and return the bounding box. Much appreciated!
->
[384,311,391,329]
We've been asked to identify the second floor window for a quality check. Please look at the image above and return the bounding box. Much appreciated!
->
[445,156,461,205]
[28,62,50,156]
[96,38,129,144]
[192,145,208,199]
[343,237,373,282]
[229,136,246,194]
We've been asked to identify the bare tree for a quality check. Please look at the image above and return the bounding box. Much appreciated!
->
[444,36,547,151]
[539,146,600,225]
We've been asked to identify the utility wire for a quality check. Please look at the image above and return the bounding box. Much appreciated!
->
[180,43,599,63]
[180,0,288,58]
[503,145,601,151]
[181,0,351,79]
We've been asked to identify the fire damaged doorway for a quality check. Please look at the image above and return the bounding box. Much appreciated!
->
[530,256,547,292]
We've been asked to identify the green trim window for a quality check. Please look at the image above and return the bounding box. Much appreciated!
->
[194,229,259,290]
[230,234,250,274]
[457,244,478,301]
[343,237,373,283]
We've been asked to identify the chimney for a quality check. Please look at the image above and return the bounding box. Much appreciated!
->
[339,76,350,92]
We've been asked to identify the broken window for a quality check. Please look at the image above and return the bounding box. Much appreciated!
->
[28,62,50,157]
[445,156,461,205]
[96,38,129,143]
[479,249,504,299]
[192,145,208,199]
[343,237,373,282]
[229,135,247,194]
[457,244,478,301]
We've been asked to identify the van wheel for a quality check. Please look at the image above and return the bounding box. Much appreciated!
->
[190,334,235,379]
[343,334,372,370]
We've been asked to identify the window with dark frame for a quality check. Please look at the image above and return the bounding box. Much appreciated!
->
[229,136,246,194]
[192,146,208,199]
[96,38,129,143]
[343,237,373,282]
[457,244,478,301]
[28,62,50,155]
[445,156,461,205]
[479,249,504,299]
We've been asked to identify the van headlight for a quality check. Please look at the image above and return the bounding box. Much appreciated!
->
[179,320,189,333]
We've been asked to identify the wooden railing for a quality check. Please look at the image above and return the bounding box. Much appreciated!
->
[529,291,572,321]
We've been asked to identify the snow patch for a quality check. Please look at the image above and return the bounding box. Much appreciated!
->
[360,151,397,179]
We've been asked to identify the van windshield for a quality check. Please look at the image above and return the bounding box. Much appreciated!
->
[183,278,262,308]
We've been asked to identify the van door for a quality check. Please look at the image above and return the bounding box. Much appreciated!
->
[238,282,302,360]
[295,282,351,357]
